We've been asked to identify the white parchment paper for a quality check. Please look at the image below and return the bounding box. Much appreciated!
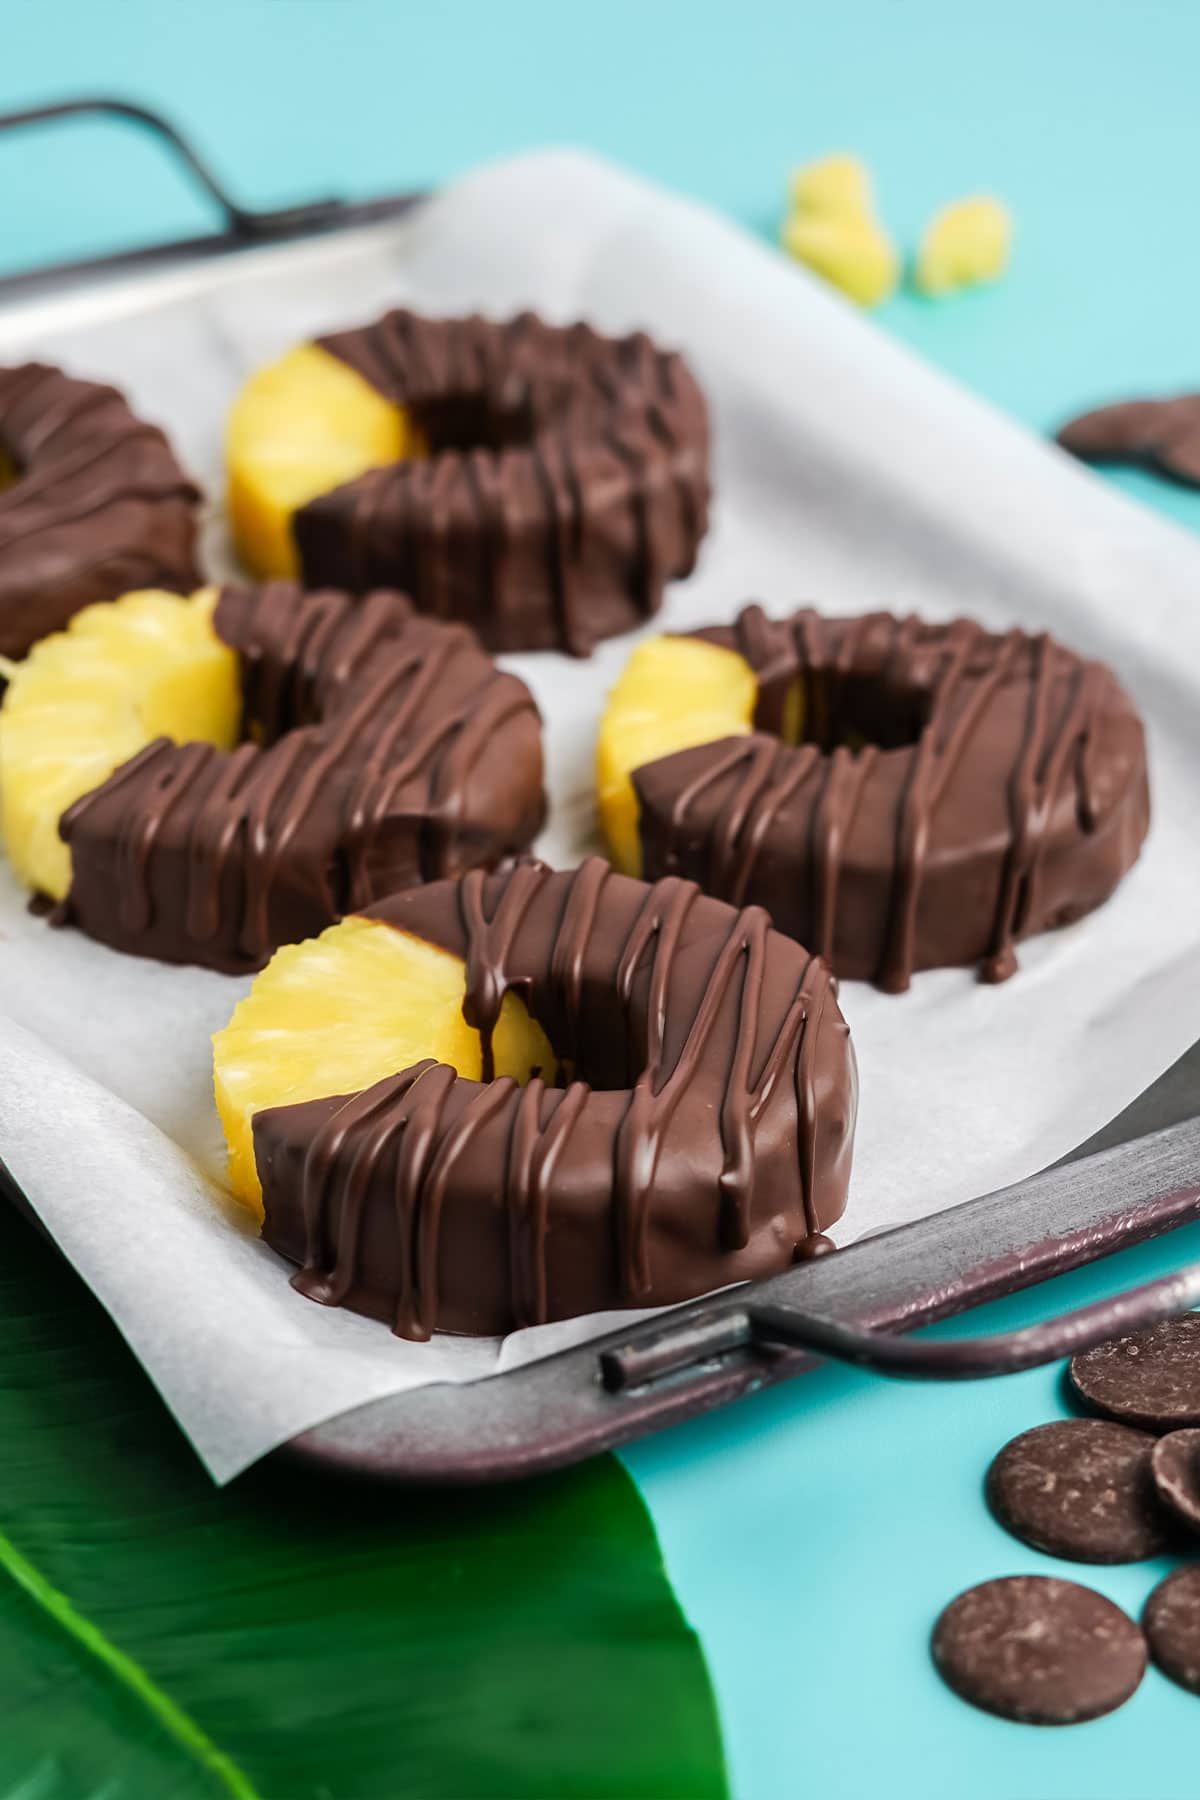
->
[1,149,1199,1482]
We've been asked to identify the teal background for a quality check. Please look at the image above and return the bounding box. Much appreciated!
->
[4,4,1200,1796]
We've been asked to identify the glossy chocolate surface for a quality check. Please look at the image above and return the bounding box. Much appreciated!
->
[0,362,199,658]
[59,583,544,970]
[295,309,710,655]
[633,604,1149,990]
[254,858,856,1337]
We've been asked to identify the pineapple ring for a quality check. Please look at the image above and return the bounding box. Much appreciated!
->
[0,582,543,971]
[0,588,239,904]
[226,308,710,655]
[598,634,760,877]
[0,360,199,660]
[227,344,420,583]
[598,602,1149,993]
[215,860,857,1339]
[213,913,557,1217]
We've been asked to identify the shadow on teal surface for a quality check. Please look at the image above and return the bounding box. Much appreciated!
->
[625,1225,1200,1800]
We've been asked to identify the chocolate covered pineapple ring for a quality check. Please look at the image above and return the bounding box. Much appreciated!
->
[0,582,543,971]
[214,858,856,1338]
[599,605,1149,991]
[0,363,200,659]
[226,309,711,655]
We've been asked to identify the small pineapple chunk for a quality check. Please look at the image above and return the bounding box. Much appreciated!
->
[597,635,757,878]
[0,589,240,901]
[781,213,900,308]
[226,342,422,580]
[915,196,1012,297]
[789,153,875,222]
[212,915,557,1216]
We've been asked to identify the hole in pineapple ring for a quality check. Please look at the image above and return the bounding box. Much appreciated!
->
[597,630,930,877]
[0,440,20,493]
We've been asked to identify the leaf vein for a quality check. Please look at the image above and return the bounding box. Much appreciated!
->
[0,1525,262,1800]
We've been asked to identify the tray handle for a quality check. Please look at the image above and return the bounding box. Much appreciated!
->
[600,1243,1200,1390]
[0,96,347,242]
[0,94,423,298]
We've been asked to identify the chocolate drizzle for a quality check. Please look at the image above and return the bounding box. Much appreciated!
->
[253,860,857,1339]
[293,309,710,655]
[58,583,544,970]
[632,606,1149,991]
[0,363,199,658]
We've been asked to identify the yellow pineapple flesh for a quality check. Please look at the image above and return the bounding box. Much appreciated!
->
[789,152,875,222]
[0,589,240,902]
[226,342,423,579]
[782,151,900,308]
[781,213,900,308]
[597,635,759,877]
[213,915,558,1218]
[915,196,1013,297]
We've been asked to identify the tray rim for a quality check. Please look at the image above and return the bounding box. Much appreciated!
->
[279,1098,1200,1484]
[9,1072,1200,1485]
[0,200,430,347]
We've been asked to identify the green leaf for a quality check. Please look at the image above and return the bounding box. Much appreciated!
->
[0,1201,726,1799]
[1,1555,240,1800]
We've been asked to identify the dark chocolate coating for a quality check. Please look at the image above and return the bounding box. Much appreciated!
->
[1058,394,1200,488]
[59,583,544,971]
[1070,1315,1200,1432]
[294,309,710,656]
[932,1576,1146,1725]
[0,362,200,658]
[986,1419,1173,1563]
[633,604,1149,991]
[253,858,856,1338]
[1144,1567,1200,1694]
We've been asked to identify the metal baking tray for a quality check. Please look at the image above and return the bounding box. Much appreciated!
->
[3,98,1199,1485]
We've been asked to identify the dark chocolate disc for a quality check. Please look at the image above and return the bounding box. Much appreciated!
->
[1151,1429,1200,1534]
[932,1576,1146,1725]
[1069,1314,1200,1432]
[1057,393,1200,488]
[986,1419,1173,1562]
[1144,1566,1200,1695]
